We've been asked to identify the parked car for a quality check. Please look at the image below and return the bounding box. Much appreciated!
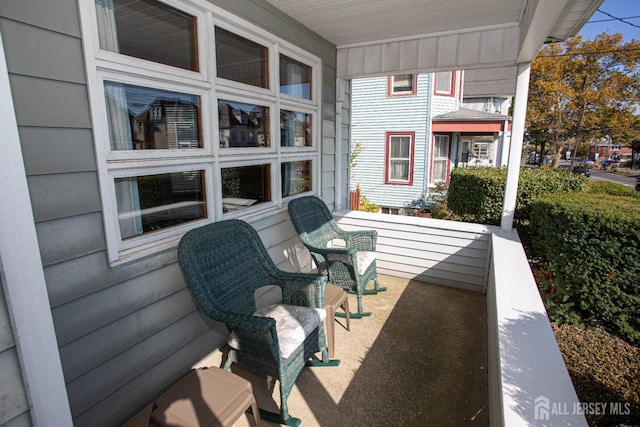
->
[571,165,591,177]
[635,176,640,191]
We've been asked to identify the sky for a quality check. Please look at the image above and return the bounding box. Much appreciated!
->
[577,0,640,42]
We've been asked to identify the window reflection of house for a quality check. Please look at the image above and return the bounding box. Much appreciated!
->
[132,99,199,150]
[218,102,268,147]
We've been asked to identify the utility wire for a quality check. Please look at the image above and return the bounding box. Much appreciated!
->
[588,15,640,24]
[594,9,640,30]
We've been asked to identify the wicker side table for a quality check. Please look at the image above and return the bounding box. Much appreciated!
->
[324,284,350,358]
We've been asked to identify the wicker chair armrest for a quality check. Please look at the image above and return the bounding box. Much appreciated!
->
[305,243,357,257]
[344,229,377,251]
[274,272,327,308]
[208,309,276,335]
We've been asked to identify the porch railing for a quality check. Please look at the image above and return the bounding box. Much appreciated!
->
[335,210,587,426]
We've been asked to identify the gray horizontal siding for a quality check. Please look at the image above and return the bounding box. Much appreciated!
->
[0,348,29,425]
[2,0,339,425]
[0,284,30,426]
[335,211,494,292]
[28,172,101,222]
[19,127,97,176]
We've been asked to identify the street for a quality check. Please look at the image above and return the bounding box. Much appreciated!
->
[588,169,638,189]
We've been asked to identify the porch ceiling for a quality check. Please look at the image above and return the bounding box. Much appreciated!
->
[265,0,603,78]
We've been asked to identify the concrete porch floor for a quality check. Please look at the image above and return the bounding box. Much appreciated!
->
[214,274,489,427]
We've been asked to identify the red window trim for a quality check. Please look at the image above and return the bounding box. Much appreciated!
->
[387,75,417,97]
[384,131,415,185]
[434,71,456,97]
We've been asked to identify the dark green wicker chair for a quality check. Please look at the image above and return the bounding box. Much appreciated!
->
[178,219,336,426]
[288,196,386,318]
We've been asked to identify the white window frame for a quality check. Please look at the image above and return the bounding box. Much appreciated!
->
[79,0,321,265]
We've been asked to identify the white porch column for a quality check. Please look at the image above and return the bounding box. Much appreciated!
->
[334,78,345,210]
[501,62,531,230]
[0,33,73,426]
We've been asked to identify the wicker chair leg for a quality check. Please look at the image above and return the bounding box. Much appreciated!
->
[371,276,387,293]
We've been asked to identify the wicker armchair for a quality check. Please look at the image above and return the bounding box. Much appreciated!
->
[178,219,336,426]
[288,196,386,318]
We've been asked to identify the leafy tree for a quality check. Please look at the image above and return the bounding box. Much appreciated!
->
[526,33,640,167]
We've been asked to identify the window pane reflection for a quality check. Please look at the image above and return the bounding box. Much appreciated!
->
[280,110,311,147]
[221,164,271,213]
[216,27,268,88]
[218,99,270,148]
[95,0,198,71]
[104,81,201,151]
[280,54,311,99]
[116,171,206,239]
[282,160,311,197]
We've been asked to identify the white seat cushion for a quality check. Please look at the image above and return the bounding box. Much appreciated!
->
[356,251,376,275]
[228,304,326,359]
[324,250,376,276]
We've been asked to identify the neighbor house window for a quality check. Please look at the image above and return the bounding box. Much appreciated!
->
[388,74,417,96]
[385,132,415,185]
[82,0,320,264]
[432,135,450,182]
[434,71,455,96]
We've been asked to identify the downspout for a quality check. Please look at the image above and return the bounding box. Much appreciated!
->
[500,62,531,230]
[423,73,434,198]
[334,78,345,209]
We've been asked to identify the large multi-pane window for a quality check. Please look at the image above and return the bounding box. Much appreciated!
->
[82,0,320,264]
[385,132,414,185]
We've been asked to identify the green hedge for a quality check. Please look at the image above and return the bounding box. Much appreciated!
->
[446,167,588,225]
[528,192,640,344]
[585,180,640,198]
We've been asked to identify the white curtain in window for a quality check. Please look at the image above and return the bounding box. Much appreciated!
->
[390,160,409,181]
[98,1,143,238]
[281,111,294,147]
[433,135,449,181]
[96,0,120,52]
[433,160,447,181]
[283,162,304,197]
[286,62,304,98]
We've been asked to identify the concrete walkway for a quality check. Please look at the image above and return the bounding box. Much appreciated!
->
[221,275,488,427]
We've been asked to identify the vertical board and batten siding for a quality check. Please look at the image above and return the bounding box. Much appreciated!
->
[0,0,337,425]
[351,74,430,208]
[335,211,494,293]
[336,25,520,79]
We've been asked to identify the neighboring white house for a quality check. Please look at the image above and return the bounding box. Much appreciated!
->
[351,68,515,213]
